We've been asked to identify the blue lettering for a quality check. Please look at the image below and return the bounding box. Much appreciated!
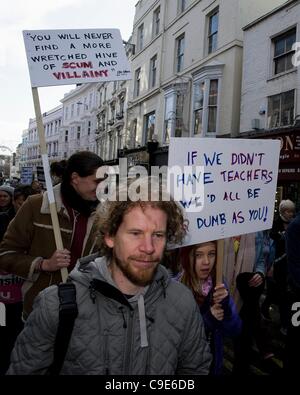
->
[249,206,268,222]
[197,213,226,229]
[232,211,245,224]
[247,188,261,199]
[203,152,223,166]
[180,196,203,209]
[204,172,214,184]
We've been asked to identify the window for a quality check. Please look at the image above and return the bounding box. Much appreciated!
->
[273,29,296,75]
[207,80,218,133]
[109,132,114,159]
[175,93,184,137]
[88,121,91,136]
[126,119,137,148]
[193,81,205,135]
[178,0,186,14]
[163,90,185,143]
[164,94,175,144]
[193,78,219,135]
[117,128,122,154]
[134,68,141,97]
[153,7,160,37]
[65,130,68,142]
[119,97,125,115]
[150,55,157,88]
[101,111,106,130]
[132,119,137,148]
[176,34,185,73]
[77,126,81,139]
[208,9,219,54]
[267,90,294,128]
[144,112,156,144]
[109,103,115,124]
[137,24,144,52]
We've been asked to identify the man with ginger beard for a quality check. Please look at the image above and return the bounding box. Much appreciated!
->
[7,178,211,375]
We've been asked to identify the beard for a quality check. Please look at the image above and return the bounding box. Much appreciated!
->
[113,252,160,287]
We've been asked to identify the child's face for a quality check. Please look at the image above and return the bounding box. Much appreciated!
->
[194,242,216,280]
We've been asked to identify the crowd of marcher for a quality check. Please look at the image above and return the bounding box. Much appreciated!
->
[0,151,299,375]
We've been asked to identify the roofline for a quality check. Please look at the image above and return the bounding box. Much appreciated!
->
[243,0,299,31]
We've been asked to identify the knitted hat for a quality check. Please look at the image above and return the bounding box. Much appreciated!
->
[0,185,14,198]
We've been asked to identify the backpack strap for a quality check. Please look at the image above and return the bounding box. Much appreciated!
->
[47,282,78,375]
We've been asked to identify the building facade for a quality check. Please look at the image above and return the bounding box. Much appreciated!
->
[60,84,98,158]
[124,0,286,166]
[22,106,63,176]
[240,0,300,208]
[95,78,129,162]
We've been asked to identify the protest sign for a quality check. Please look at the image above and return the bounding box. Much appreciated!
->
[168,138,280,247]
[36,165,46,188]
[20,166,33,184]
[23,29,131,87]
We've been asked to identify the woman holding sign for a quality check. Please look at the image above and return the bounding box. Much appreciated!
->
[177,241,241,375]
[0,151,104,322]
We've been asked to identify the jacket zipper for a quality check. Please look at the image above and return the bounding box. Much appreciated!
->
[70,209,79,246]
[123,309,134,375]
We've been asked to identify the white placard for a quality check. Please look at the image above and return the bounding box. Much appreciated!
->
[23,29,131,87]
[168,138,280,247]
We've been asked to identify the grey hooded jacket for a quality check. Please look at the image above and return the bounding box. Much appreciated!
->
[7,255,212,375]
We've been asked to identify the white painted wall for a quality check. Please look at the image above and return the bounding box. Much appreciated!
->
[240,1,300,133]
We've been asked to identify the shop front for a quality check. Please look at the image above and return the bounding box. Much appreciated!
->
[249,127,300,212]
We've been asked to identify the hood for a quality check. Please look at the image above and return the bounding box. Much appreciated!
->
[69,254,171,348]
[40,184,64,214]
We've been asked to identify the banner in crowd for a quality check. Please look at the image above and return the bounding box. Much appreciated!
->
[36,165,46,189]
[168,138,281,246]
[23,29,131,87]
[20,166,33,184]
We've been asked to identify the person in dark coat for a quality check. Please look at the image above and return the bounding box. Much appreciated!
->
[285,208,300,374]
[0,184,35,375]
[268,199,295,334]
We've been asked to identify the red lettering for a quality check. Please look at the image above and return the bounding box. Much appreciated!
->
[53,69,109,80]
[62,61,93,69]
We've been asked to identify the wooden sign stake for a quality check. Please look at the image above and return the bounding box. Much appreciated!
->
[31,87,68,283]
[216,238,224,285]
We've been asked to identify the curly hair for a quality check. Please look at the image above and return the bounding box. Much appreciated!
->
[95,179,187,258]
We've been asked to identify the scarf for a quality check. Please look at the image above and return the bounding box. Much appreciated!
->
[61,182,97,269]
[201,275,213,296]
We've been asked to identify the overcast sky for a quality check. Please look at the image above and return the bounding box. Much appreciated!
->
[0,0,136,153]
